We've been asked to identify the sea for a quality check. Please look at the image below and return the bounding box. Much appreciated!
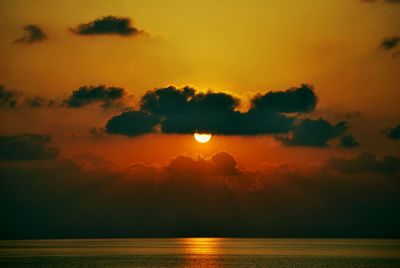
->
[0,238,399,267]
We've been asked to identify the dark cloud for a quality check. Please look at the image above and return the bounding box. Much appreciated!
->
[1,84,131,110]
[14,25,47,44]
[384,124,400,140]
[72,153,117,171]
[250,84,317,113]
[0,85,19,108]
[340,134,360,148]
[380,36,400,50]
[64,85,125,108]
[1,151,399,239]
[362,0,400,3]
[166,152,240,178]
[105,85,359,144]
[24,96,51,108]
[106,85,299,136]
[0,134,58,161]
[328,152,400,174]
[105,111,159,136]
[279,119,350,147]
[71,16,143,36]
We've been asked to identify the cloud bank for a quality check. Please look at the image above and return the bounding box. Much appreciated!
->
[105,85,357,147]
[0,83,359,147]
[1,151,399,239]
[0,134,58,161]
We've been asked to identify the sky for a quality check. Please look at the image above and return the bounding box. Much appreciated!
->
[0,0,400,239]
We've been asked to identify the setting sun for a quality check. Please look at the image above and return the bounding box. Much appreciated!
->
[194,133,212,143]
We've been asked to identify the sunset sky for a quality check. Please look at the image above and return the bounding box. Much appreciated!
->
[0,0,400,238]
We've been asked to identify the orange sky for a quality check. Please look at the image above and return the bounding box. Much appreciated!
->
[0,0,399,168]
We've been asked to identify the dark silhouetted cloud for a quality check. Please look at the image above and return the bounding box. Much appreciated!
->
[328,152,400,174]
[250,84,317,113]
[106,85,300,136]
[14,25,47,44]
[105,85,359,145]
[24,96,51,108]
[166,152,240,178]
[1,84,130,110]
[0,134,58,161]
[71,16,143,36]
[64,85,125,108]
[380,36,400,50]
[279,119,350,147]
[0,85,19,108]
[340,134,360,148]
[362,0,400,3]
[211,152,240,175]
[105,111,159,136]
[1,151,399,239]
[385,124,400,140]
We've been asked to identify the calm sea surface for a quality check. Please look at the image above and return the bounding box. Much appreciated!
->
[0,238,399,267]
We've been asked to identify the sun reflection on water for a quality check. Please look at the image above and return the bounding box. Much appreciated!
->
[178,238,223,267]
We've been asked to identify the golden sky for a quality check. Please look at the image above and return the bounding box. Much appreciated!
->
[1,0,400,240]
[0,0,399,168]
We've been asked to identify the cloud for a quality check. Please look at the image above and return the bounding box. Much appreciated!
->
[362,0,400,3]
[14,25,47,44]
[64,85,126,108]
[72,153,117,171]
[1,151,399,239]
[89,127,106,138]
[166,152,240,178]
[0,85,19,108]
[106,85,313,136]
[24,96,51,108]
[278,119,352,147]
[384,124,400,140]
[0,84,129,110]
[105,85,359,145]
[71,16,143,36]
[250,84,317,113]
[340,134,360,148]
[380,36,400,50]
[327,152,400,174]
[0,134,59,161]
[105,111,159,136]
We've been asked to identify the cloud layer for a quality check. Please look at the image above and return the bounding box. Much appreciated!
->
[0,134,58,161]
[105,85,357,147]
[1,151,399,239]
[0,83,359,147]
[328,152,400,174]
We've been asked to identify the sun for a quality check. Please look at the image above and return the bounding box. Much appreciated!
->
[194,133,212,143]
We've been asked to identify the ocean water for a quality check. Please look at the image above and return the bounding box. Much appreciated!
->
[0,238,399,267]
